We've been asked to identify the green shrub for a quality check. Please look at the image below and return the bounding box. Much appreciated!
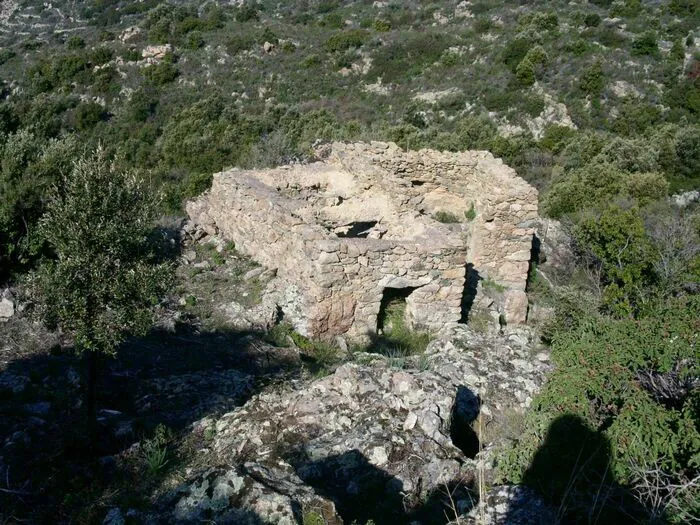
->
[524,45,548,66]
[281,41,296,53]
[373,19,391,32]
[574,206,657,315]
[0,48,15,64]
[669,0,697,16]
[322,12,344,29]
[597,26,626,48]
[141,424,172,476]
[631,31,658,56]
[560,130,608,169]
[502,37,531,72]
[464,203,476,221]
[259,26,279,45]
[579,60,604,95]
[519,11,559,32]
[523,94,545,117]
[483,89,517,112]
[324,29,368,52]
[144,61,178,85]
[433,210,461,223]
[235,3,259,22]
[544,162,668,218]
[158,96,265,175]
[89,46,113,65]
[564,39,590,56]
[316,0,339,14]
[302,54,322,68]
[540,125,576,153]
[473,16,494,34]
[66,36,85,49]
[515,58,536,86]
[0,131,76,274]
[226,35,255,54]
[593,136,660,173]
[369,31,452,82]
[72,102,105,131]
[120,48,141,61]
[584,13,601,27]
[612,99,662,135]
[656,125,700,181]
[611,0,643,17]
[665,77,700,117]
[454,115,497,150]
[185,31,205,50]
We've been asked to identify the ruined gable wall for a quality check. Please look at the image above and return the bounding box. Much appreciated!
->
[324,142,538,322]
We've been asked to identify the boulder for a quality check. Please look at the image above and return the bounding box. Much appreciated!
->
[0,290,14,321]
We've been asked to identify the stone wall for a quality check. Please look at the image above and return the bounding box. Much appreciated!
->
[187,141,538,340]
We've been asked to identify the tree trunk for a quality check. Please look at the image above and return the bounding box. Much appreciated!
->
[86,351,99,451]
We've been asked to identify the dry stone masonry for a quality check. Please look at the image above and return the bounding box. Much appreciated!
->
[187,142,538,340]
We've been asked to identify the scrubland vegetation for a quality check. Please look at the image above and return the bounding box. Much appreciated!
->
[0,0,698,523]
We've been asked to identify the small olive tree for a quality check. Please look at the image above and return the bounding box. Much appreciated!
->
[36,149,172,444]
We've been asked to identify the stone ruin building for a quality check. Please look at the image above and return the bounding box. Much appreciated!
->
[187,141,538,341]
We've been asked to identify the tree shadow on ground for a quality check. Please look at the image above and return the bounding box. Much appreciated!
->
[512,414,642,524]
[0,321,304,523]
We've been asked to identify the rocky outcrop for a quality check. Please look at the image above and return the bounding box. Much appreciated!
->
[166,325,552,524]
[187,142,538,340]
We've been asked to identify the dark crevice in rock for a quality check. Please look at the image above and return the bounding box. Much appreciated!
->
[335,220,379,238]
[449,386,481,459]
[291,449,475,525]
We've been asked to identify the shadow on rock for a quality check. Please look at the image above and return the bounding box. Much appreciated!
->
[292,449,477,525]
[0,321,304,523]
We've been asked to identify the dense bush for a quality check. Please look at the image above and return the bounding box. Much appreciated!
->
[500,292,699,523]
[158,95,266,175]
[324,29,368,52]
[579,60,605,95]
[369,31,452,82]
[631,31,659,56]
[143,59,178,85]
[0,131,76,276]
[544,162,668,218]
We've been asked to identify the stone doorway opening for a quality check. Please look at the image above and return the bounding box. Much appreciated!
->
[377,286,419,335]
